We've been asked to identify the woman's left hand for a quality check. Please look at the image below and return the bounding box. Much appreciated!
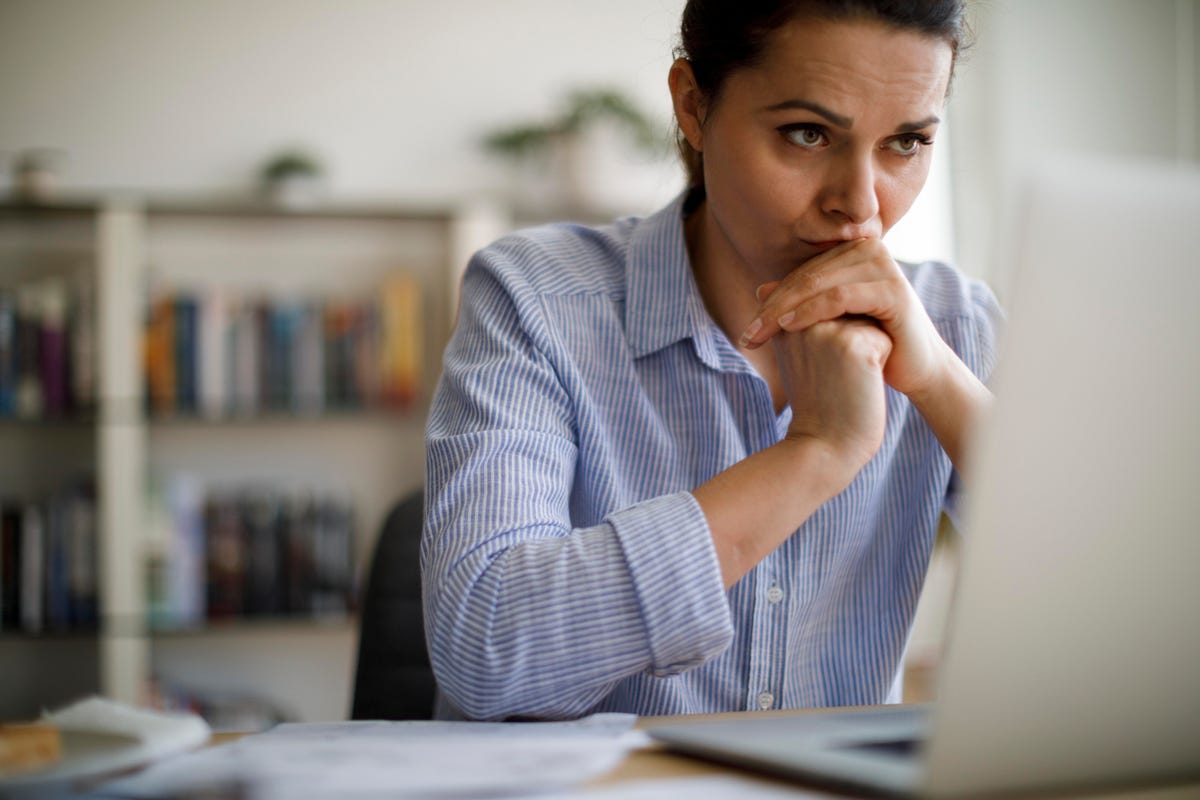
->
[739,237,951,398]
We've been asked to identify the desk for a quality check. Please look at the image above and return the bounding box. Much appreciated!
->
[210,712,1200,800]
[599,710,1200,800]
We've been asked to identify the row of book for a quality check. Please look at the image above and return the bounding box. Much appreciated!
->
[145,478,357,629]
[144,276,422,419]
[0,481,98,633]
[0,276,97,419]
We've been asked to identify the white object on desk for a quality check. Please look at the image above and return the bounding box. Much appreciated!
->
[0,696,210,794]
[97,713,650,799]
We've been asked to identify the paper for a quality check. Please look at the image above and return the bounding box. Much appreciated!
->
[96,713,650,799]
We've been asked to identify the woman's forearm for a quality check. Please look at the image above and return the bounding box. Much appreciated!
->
[694,435,859,589]
[906,342,993,480]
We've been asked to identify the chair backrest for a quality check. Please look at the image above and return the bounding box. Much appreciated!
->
[350,489,437,720]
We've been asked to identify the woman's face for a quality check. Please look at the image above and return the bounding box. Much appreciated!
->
[681,17,953,282]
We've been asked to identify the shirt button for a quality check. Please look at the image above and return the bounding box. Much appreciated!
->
[766,586,784,605]
[757,691,775,710]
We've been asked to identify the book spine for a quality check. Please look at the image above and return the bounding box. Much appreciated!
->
[231,299,259,415]
[70,273,97,415]
[0,506,21,630]
[15,285,44,419]
[174,296,198,415]
[292,302,324,415]
[39,280,69,418]
[379,275,422,408]
[167,475,205,627]
[67,485,97,629]
[44,501,69,630]
[20,502,44,633]
[205,492,245,619]
[0,291,17,416]
[243,491,281,616]
[199,290,228,419]
[146,294,176,417]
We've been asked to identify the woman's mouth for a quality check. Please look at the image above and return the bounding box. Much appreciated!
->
[801,239,847,254]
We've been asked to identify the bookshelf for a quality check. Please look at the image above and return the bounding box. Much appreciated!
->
[0,196,504,723]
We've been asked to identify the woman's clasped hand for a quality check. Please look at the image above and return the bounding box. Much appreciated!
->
[744,237,957,400]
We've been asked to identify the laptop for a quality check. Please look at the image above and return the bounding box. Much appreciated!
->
[648,156,1200,798]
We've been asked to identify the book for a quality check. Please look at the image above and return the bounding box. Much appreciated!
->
[15,285,43,419]
[44,500,70,630]
[66,486,97,628]
[204,493,245,619]
[198,290,228,419]
[379,275,422,408]
[38,280,69,417]
[0,291,16,415]
[173,296,199,415]
[230,298,260,416]
[19,503,44,633]
[242,489,282,617]
[0,506,21,630]
[69,273,97,415]
[145,295,176,416]
[166,476,205,628]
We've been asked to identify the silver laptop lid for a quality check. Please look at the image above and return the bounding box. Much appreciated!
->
[925,157,1200,797]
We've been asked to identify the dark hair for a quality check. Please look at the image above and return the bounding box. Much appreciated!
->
[675,0,971,188]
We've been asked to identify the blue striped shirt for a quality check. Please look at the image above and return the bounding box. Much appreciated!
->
[422,192,1002,721]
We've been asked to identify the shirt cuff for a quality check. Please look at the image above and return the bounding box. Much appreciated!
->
[607,491,733,676]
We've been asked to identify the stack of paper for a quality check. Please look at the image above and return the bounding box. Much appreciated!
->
[96,713,650,799]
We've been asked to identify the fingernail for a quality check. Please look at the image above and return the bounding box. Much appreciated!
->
[739,318,762,347]
[755,284,769,302]
[777,311,795,329]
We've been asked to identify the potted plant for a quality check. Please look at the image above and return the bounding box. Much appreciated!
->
[259,149,326,209]
[482,87,666,213]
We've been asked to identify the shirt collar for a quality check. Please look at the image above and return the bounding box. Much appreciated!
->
[625,191,724,368]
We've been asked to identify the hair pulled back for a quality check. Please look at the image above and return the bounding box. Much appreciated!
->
[675,0,970,188]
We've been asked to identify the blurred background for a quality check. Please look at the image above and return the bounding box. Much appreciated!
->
[0,0,1195,728]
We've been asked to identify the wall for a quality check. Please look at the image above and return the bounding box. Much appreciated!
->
[951,0,1198,293]
[0,0,687,212]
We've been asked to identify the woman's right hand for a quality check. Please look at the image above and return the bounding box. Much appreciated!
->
[772,316,892,484]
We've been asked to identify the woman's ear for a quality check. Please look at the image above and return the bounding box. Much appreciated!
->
[669,58,706,153]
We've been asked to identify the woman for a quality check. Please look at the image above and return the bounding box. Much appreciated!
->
[422,0,1000,721]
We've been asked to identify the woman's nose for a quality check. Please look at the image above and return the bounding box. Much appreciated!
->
[820,153,880,226]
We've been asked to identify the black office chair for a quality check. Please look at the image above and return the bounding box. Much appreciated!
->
[350,488,437,720]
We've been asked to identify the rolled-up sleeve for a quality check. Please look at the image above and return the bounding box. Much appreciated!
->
[422,246,732,721]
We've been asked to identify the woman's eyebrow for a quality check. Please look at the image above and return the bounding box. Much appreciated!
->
[763,99,942,135]
[763,99,852,128]
[894,115,941,132]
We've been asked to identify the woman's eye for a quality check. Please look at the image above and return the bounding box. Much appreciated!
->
[887,135,930,156]
[783,126,826,148]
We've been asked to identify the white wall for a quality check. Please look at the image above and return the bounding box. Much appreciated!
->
[951,0,1198,293]
[0,0,687,211]
[4,1,1194,262]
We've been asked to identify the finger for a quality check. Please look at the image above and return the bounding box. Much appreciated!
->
[745,241,894,339]
[741,280,896,349]
[777,281,896,333]
[755,281,782,303]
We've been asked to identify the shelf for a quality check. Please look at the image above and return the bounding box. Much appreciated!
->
[145,406,425,427]
[148,613,356,639]
[0,628,99,642]
[0,196,459,223]
[0,191,503,721]
[0,413,98,429]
